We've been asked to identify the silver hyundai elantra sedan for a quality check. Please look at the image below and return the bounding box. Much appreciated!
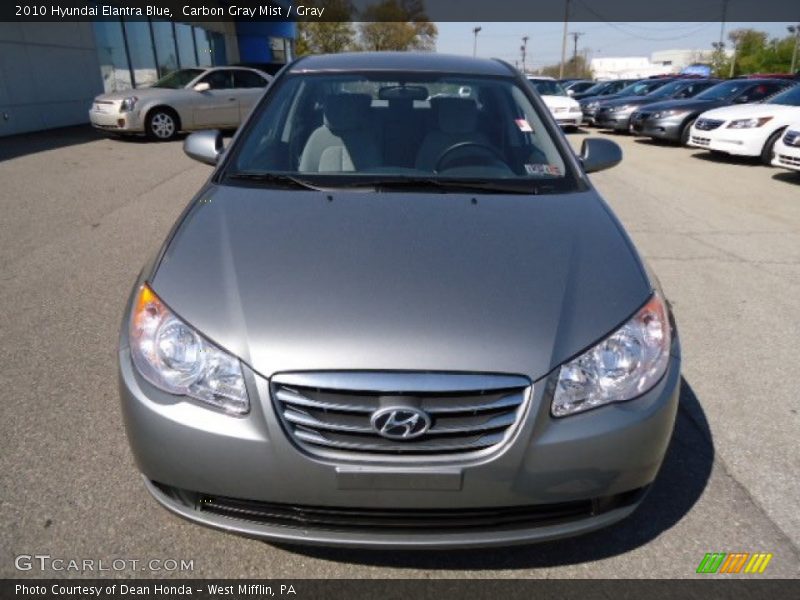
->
[118,52,681,548]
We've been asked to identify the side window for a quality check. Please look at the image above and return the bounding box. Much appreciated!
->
[675,85,694,98]
[742,84,780,103]
[199,70,233,90]
[233,70,268,89]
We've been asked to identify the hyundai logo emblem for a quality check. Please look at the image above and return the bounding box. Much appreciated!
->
[370,407,431,440]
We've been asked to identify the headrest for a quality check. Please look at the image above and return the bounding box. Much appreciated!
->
[324,93,372,132]
[435,97,479,134]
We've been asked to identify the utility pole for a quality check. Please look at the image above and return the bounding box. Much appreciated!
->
[719,0,728,47]
[472,26,482,58]
[789,25,799,75]
[570,31,584,76]
[559,0,570,79]
[521,35,529,74]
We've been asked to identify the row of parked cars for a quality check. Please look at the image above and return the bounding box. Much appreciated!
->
[544,74,800,174]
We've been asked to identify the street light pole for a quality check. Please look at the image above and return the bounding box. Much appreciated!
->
[521,36,529,74]
[472,26,482,58]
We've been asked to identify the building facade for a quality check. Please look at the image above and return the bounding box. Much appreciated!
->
[0,18,295,137]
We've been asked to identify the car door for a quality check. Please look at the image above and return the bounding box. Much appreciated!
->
[231,69,271,123]
[192,70,239,128]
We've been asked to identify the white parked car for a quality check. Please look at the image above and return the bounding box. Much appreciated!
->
[772,123,800,173]
[89,67,273,141]
[687,84,800,164]
[527,76,583,130]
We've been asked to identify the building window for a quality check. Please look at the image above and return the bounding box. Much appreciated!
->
[209,31,227,66]
[151,21,179,78]
[93,20,133,92]
[123,20,158,87]
[269,37,292,63]
[194,28,213,67]
[175,23,198,68]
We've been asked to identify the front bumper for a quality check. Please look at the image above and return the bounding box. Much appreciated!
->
[687,127,766,156]
[119,333,681,548]
[88,108,144,133]
[595,110,635,132]
[551,110,583,128]
[771,139,800,172]
[630,114,685,140]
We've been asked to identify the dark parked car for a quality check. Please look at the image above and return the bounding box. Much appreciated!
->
[571,78,639,102]
[563,80,596,95]
[580,78,675,124]
[630,78,796,145]
[119,52,681,548]
[594,78,719,132]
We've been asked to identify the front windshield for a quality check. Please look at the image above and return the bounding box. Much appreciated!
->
[227,72,575,191]
[769,84,800,106]
[152,68,205,89]
[695,80,750,100]
[529,79,567,96]
[646,80,686,98]
[617,80,667,97]
[582,82,610,95]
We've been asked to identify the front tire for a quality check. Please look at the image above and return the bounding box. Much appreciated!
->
[679,118,695,146]
[146,108,179,141]
[760,129,785,166]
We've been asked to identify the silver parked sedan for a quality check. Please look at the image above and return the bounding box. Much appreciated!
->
[89,67,272,140]
[118,52,681,548]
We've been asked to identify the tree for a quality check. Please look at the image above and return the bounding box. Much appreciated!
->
[710,28,797,77]
[358,0,437,51]
[537,55,593,79]
[295,0,357,56]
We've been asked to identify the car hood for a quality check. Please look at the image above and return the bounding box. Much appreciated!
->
[697,102,800,122]
[641,97,727,114]
[151,185,651,381]
[541,95,580,110]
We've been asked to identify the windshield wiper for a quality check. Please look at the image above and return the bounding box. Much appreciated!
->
[226,172,330,191]
[365,177,551,195]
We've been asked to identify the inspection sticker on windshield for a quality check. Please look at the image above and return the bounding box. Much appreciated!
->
[525,163,561,176]
[515,118,533,132]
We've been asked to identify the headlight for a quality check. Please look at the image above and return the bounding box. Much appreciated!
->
[584,101,599,109]
[129,285,249,415]
[726,117,772,129]
[552,291,672,417]
[569,105,582,113]
[119,97,138,113]
[652,109,686,119]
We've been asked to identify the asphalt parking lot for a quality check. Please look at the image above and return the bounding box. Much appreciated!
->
[1,126,798,579]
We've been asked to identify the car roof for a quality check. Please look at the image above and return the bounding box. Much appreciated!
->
[527,76,556,81]
[289,52,514,76]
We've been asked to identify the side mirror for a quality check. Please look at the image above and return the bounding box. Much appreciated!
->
[579,138,622,173]
[567,89,575,96]
[184,130,223,166]
[193,82,211,92]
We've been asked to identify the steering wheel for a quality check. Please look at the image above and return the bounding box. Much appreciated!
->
[433,141,508,173]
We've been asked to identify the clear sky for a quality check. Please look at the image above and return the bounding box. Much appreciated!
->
[434,22,797,68]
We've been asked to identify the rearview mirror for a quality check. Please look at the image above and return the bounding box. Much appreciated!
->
[184,130,223,166]
[579,138,622,173]
[193,82,211,92]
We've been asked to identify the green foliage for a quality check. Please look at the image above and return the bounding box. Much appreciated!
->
[295,0,438,56]
[713,28,799,77]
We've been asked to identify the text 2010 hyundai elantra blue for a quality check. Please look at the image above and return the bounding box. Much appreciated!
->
[118,52,680,548]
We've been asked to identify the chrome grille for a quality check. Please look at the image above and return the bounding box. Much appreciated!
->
[271,372,531,458]
[691,135,710,146]
[695,118,724,131]
[783,130,800,147]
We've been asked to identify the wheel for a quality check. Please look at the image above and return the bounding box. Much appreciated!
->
[760,128,785,166]
[146,107,179,141]
[679,118,695,146]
